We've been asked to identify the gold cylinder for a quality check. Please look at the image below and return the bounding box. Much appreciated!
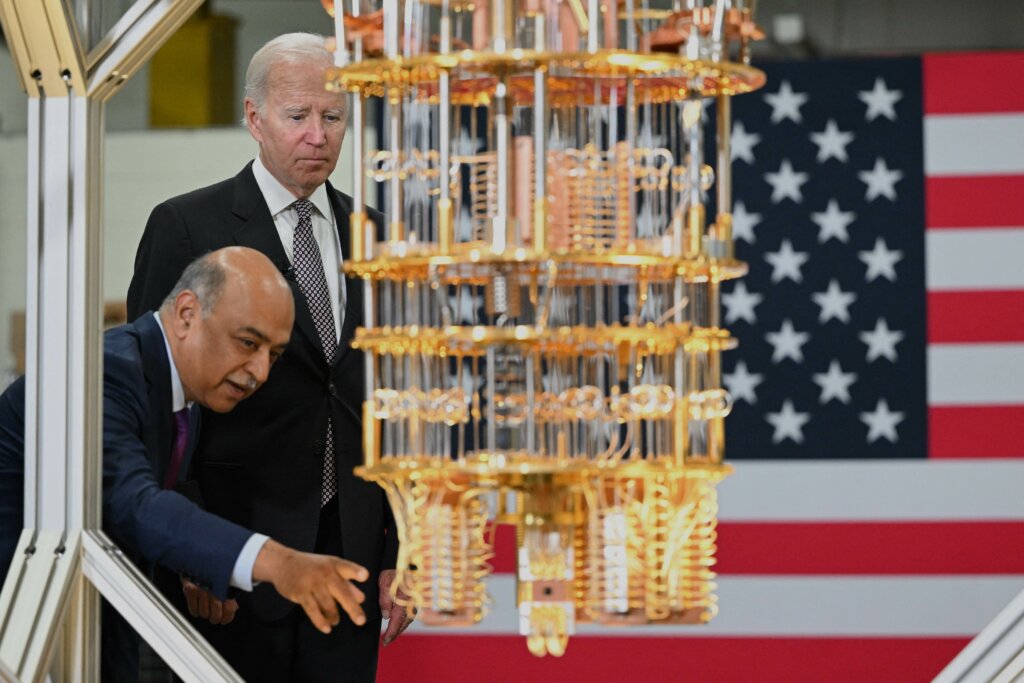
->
[438,197,454,255]
[533,196,548,254]
[687,203,705,258]
[716,213,734,259]
[350,210,366,263]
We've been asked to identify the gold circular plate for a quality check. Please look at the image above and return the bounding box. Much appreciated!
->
[345,246,748,284]
[327,49,765,105]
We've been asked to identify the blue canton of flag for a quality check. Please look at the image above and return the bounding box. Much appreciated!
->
[716,58,927,460]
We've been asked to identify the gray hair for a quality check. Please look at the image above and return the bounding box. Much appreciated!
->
[160,252,227,317]
[244,32,338,116]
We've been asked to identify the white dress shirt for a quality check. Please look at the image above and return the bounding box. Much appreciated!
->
[252,155,345,341]
[154,312,268,591]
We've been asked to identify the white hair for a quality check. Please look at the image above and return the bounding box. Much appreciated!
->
[244,32,340,116]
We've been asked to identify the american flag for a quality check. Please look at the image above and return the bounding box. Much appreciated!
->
[377,53,1024,682]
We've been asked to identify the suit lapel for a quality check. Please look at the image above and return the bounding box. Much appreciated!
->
[136,313,174,477]
[326,182,361,366]
[231,162,324,362]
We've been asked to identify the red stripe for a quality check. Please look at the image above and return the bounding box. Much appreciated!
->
[378,635,967,683]
[490,524,517,574]
[716,521,1024,574]
[927,176,1024,228]
[928,291,1024,343]
[930,405,1024,458]
[924,52,1024,114]
[490,520,1024,575]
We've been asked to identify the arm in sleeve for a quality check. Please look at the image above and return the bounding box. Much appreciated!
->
[230,533,270,591]
[127,202,197,322]
[102,356,252,599]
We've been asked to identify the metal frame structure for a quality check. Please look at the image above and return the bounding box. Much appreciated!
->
[935,587,1024,683]
[0,1,240,680]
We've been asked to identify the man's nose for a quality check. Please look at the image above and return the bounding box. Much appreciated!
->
[247,351,272,384]
[305,117,326,145]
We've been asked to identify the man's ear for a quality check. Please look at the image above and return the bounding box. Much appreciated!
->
[172,290,201,338]
[244,98,263,143]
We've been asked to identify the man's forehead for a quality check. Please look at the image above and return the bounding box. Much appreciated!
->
[232,320,291,344]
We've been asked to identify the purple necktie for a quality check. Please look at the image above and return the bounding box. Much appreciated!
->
[163,408,190,490]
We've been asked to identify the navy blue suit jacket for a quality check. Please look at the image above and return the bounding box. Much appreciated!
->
[0,313,251,599]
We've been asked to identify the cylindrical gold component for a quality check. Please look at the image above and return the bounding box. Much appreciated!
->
[716,213,734,259]
[514,135,534,243]
[472,2,489,50]
[560,1,581,51]
[687,203,705,257]
[437,197,453,254]
[350,211,366,263]
[602,0,618,49]
[533,196,548,254]
[362,401,380,468]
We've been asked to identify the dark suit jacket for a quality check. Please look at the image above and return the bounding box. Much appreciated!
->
[0,313,250,599]
[126,162,396,623]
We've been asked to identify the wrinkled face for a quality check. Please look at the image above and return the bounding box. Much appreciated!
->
[245,59,347,198]
[173,282,293,413]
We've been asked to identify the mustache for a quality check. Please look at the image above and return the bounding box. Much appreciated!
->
[229,375,259,391]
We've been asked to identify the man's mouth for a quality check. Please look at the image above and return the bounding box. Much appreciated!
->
[225,380,248,398]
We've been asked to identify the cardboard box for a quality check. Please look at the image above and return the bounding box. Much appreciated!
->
[9,301,128,375]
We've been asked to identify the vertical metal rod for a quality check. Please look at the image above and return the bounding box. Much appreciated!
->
[587,0,600,52]
[333,0,348,65]
[491,0,514,52]
[438,1,454,253]
[715,93,733,253]
[387,89,404,242]
[486,348,497,454]
[492,76,511,253]
[624,77,637,242]
[383,0,400,56]
[710,0,729,62]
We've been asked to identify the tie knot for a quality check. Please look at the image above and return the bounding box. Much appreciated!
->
[293,199,314,223]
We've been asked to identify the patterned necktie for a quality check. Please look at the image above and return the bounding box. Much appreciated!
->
[163,408,190,490]
[291,199,338,506]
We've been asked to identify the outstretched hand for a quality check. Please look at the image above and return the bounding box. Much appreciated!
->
[253,539,369,634]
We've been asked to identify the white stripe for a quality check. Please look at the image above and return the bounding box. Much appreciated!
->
[717,460,1024,520]
[926,228,1024,290]
[406,575,1022,637]
[925,114,1024,176]
[929,344,1024,405]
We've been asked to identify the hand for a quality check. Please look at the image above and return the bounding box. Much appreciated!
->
[253,539,368,634]
[181,578,238,625]
[379,568,415,645]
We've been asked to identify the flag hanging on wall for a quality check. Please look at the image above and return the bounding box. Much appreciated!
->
[378,52,1024,683]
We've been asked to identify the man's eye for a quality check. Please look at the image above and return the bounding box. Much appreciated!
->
[240,339,256,349]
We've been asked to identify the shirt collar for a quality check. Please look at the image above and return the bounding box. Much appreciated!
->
[153,312,191,412]
[252,155,331,221]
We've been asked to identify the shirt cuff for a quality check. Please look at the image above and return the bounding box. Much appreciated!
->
[230,533,270,592]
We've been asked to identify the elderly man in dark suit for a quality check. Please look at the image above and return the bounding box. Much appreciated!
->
[126,32,409,683]
[0,247,371,682]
